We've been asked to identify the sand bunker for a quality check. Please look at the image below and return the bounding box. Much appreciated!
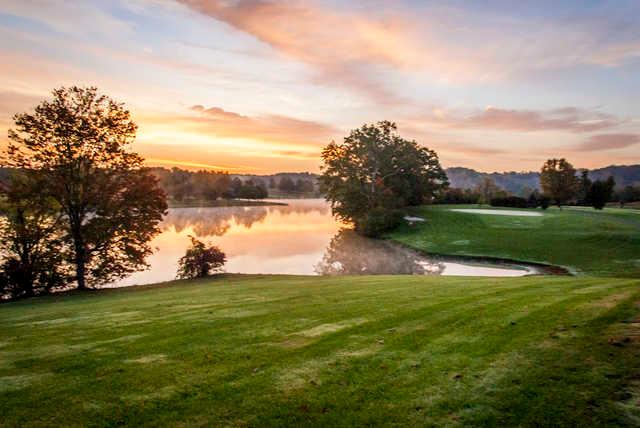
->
[450,209,543,217]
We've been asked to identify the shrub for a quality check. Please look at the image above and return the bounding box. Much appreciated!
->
[437,188,480,204]
[176,236,226,279]
[539,197,550,210]
[490,196,529,208]
[358,208,405,237]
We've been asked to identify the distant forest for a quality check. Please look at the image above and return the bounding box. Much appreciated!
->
[446,164,640,195]
[148,168,320,202]
[1,164,638,203]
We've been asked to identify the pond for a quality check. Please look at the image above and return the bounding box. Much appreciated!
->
[115,199,545,287]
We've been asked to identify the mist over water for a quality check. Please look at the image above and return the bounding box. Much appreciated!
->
[115,199,533,287]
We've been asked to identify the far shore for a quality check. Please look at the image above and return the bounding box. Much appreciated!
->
[167,198,288,208]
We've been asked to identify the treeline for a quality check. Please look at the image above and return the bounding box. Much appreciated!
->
[149,168,320,202]
[268,175,316,195]
[150,168,268,202]
[437,158,639,210]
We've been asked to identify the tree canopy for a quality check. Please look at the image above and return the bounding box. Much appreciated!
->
[586,177,616,210]
[540,158,578,207]
[319,121,448,236]
[3,86,167,290]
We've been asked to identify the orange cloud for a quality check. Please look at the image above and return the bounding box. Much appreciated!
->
[186,105,339,146]
[145,158,250,171]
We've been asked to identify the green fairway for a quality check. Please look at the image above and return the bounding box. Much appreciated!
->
[388,205,640,277]
[1,274,640,426]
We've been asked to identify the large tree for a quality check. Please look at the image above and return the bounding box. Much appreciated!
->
[540,158,578,207]
[320,121,448,236]
[4,86,167,289]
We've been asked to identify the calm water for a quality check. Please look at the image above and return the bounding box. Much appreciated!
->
[116,199,537,287]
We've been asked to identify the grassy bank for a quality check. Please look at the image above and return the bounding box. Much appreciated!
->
[1,274,640,426]
[388,205,640,277]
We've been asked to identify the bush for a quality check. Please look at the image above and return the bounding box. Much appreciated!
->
[176,236,226,279]
[539,197,550,210]
[490,196,529,208]
[437,188,480,204]
[358,208,405,237]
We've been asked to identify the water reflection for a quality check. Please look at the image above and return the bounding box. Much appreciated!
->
[116,200,338,286]
[113,199,537,287]
[315,230,445,275]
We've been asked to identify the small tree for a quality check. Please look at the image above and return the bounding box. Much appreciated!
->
[586,177,616,210]
[577,170,592,204]
[618,185,640,208]
[4,86,167,289]
[475,177,502,206]
[540,158,578,207]
[176,236,226,279]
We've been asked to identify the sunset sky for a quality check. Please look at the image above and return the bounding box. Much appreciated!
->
[1,0,639,173]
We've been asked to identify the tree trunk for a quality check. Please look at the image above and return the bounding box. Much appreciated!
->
[75,251,86,290]
[70,215,87,290]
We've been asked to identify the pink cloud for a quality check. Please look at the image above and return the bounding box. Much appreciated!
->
[177,0,423,103]
[429,107,622,133]
[577,134,640,151]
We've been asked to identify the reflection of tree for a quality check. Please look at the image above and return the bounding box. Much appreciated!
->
[269,201,330,216]
[315,230,445,275]
[161,201,331,237]
[162,207,268,236]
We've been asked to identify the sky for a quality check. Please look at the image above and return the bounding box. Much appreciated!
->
[0,0,639,174]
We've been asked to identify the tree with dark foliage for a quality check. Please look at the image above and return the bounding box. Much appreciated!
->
[577,170,592,204]
[176,236,226,279]
[320,121,448,236]
[4,86,167,290]
[0,173,70,299]
[586,177,616,210]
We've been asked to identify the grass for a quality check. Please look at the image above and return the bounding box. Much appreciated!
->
[2,206,640,425]
[387,205,640,277]
[1,274,640,426]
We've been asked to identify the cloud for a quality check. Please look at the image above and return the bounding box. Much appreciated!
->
[577,134,640,151]
[0,0,133,38]
[139,105,342,150]
[166,105,339,147]
[177,0,640,102]
[176,0,426,103]
[427,106,622,133]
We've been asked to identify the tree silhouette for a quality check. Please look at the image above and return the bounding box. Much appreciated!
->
[4,87,167,289]
[176,236,226,279]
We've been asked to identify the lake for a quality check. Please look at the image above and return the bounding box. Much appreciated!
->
[115,199,540,287]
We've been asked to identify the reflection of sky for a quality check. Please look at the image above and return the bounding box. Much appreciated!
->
[117,200,340,285]
[115,200,533,287]
[1,1,639,173]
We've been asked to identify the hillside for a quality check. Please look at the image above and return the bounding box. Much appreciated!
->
[446,165,640,195]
